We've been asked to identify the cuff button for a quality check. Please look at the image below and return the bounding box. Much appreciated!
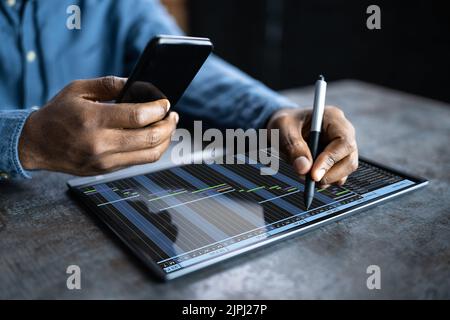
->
[0,172,10,180]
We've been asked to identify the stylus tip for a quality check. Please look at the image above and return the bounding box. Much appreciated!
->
[305,196,313,210]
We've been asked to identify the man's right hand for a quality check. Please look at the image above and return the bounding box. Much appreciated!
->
[18,76,178,176]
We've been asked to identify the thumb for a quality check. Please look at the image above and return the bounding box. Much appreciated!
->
[76,76,127,102]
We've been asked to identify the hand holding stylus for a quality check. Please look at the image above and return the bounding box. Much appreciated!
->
[267,82,359,206]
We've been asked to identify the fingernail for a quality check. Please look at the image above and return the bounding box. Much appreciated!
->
[316,168,326,181]
[293,156,310,175]
[163,100,171,112]
[174,112,179,124]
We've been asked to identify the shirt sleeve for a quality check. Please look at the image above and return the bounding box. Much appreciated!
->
[0,109,34,179]
[122,0,298,130]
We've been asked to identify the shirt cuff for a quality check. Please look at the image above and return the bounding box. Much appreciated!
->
[247,87,299,130]
[0,109,35,179]
[251,92,298,129]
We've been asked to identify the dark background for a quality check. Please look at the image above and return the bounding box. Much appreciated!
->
[187,0,450,103]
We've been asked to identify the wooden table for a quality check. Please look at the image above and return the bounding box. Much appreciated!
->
[1,80,449,299]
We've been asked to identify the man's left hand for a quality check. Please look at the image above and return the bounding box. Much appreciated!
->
[267,106,358,186]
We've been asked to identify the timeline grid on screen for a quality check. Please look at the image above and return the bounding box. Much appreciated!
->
[76,153,415,274]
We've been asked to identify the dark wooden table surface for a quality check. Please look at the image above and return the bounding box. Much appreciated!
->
[1,80,449,299]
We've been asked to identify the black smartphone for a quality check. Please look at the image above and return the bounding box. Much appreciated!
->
[116,35,213,106]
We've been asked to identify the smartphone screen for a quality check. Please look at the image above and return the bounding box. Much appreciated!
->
[117,36,213,106]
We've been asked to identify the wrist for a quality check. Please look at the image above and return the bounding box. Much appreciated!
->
[18,112,45,170]
[266,107,294,129]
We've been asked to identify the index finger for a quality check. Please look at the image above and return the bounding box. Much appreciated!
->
[99,99,171,129]
[74,76,127,102]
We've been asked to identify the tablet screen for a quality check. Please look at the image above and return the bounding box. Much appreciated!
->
[72,153,425,279]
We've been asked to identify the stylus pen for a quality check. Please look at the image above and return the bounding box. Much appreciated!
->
[304,75,327,210]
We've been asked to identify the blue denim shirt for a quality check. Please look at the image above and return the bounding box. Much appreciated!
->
[0,0,296,179]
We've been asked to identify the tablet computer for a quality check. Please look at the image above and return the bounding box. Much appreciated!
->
[67,150,428,280]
